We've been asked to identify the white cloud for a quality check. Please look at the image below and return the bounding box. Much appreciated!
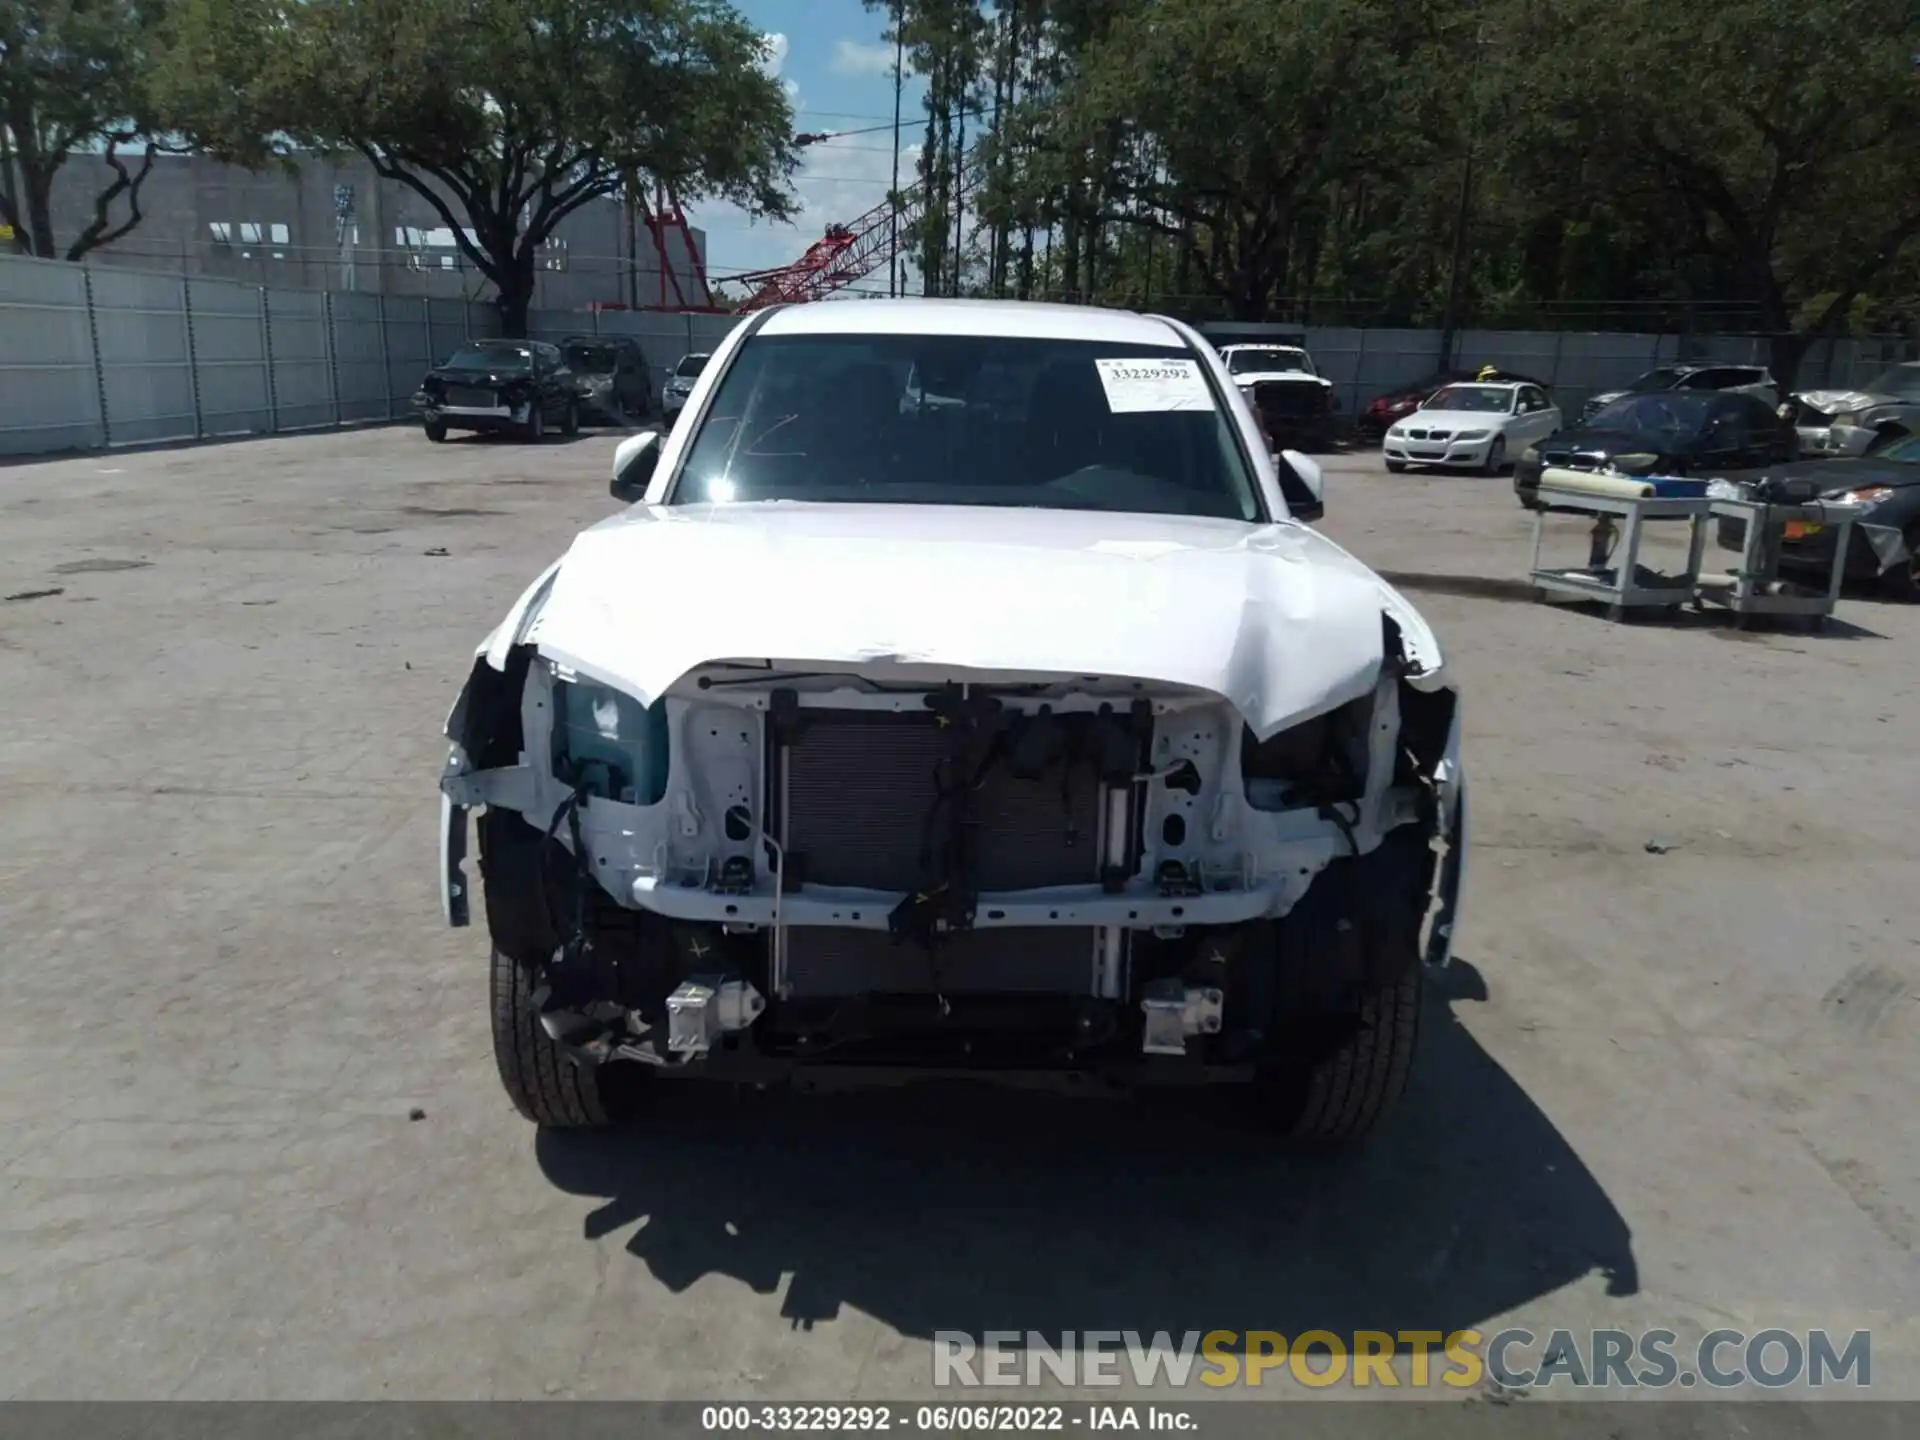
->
[759,32,801,105]
[831,38,899,77]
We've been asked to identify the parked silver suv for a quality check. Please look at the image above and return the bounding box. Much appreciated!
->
[661,351,711,422]
[1579,363,1780,425]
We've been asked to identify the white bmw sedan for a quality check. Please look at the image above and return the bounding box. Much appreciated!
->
[1383,380,1562,474]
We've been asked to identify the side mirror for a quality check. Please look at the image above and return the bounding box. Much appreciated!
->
[610,429,663,503]
[1279,448,1324,522]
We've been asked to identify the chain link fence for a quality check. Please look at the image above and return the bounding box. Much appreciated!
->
[0,253,744,459]
[5,249,1917,458]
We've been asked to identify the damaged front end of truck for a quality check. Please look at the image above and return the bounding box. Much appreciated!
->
[438,548,1464,1135]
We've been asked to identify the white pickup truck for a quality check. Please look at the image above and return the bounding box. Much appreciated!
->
[1218,343,1338,451]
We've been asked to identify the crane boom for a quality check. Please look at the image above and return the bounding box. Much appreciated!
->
[728,148,986,311]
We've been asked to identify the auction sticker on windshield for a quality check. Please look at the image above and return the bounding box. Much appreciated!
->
[1094,358,1214,413]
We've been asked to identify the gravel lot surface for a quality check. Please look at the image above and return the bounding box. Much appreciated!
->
[1,426,1914,1421]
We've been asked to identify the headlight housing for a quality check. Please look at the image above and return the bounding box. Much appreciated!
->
[1455,429,1491,441]
[1834,485,1894,505]
[1521,445,1540,462]
[1609,452,1661,475]
[549,677,669,805]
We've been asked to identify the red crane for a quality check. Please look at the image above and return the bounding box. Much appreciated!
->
[589,184,727,314]
[726,187,925,310]
[726,145,986,311]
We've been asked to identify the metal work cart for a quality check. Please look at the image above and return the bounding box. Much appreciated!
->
[1695,494,1865,629]
[1527,486,1711,620]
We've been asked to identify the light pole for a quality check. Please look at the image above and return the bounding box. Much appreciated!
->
[890,0,905,297]
[1437,24,1492,370]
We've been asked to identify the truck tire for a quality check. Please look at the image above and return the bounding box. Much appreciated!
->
[1274,969,1421,1142]
[1255,824,1430,1142]
[490,942,612,1128]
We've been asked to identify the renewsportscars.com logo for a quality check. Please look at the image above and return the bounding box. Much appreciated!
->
[932,1329,1873,1390]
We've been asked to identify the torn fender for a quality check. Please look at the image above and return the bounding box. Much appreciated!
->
[1424,700,1467,968]
[477,501,1447,742]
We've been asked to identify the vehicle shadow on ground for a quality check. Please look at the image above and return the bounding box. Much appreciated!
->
[535,958,1638,1351]
[452,431,600,447]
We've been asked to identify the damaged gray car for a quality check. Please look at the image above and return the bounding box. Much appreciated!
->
[438,299,1466,1141]
[1788,361,1920,458]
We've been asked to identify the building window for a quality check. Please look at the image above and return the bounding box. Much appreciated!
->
[208,222,233,244]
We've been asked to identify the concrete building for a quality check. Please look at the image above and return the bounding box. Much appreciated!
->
[38,149,710,312]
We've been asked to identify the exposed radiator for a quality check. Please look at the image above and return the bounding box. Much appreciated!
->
[780,713,1104,892]
[1251,381,1325,420]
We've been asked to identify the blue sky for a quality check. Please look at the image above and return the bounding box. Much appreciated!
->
[691,0,928,292]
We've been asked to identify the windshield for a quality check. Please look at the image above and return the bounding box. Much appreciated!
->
[1879,435,1920,463]
[1227,348,1311,375]
[1588,392,1717,436]
[445,344,531,372]
[674,354,710,378]
[1624,368,1686,393]
[1424,385,1514,413]
[563,343,617,373]
[1863,365,1920,399]
[670,333,1264,521]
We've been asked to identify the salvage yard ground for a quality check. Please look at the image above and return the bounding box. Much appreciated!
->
[1,428,1916,1411]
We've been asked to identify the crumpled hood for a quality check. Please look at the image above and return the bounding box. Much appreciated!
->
[1795,388,1886,415]
[502,503,1445,740]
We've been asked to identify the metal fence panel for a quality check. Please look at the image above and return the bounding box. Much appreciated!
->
[186,274,272,437]
[266,286,334,430]
[689,313,741,356]
[1538,333,1676,417]
[524,308,580,346]
[466,302,501,341]
[87,265,197,447]
[6,251,1918,460]
[385,298,433,413]
[424,298,472,374]
[329,291,389,424]
[0,255,104,452]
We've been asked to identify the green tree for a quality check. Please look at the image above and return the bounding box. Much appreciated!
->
[0,0,200,259]
[167,0,797,335]
[1498,0,1920,378]
[1001,0,1434,319]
